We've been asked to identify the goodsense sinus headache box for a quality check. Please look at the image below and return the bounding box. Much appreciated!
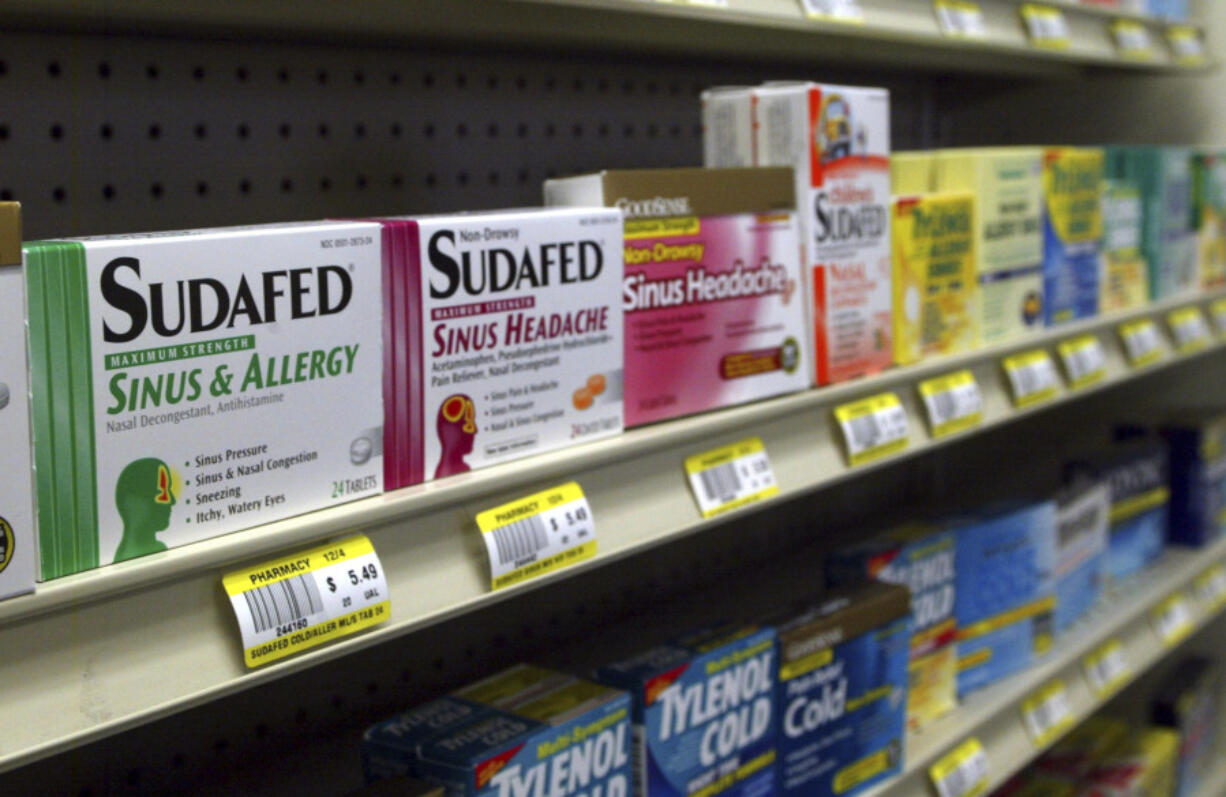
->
[377,208,623,489]
[753,81,893,384]
[0,202,35,599]
[24,221,385,579]
[545,167,809,426]
[596,623,777,797]
[770,582,910,797]
[363,664,632,796]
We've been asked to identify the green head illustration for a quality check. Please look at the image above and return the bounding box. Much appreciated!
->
[114,457,176,563]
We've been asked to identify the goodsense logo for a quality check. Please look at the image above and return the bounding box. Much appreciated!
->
[614,196,694,219]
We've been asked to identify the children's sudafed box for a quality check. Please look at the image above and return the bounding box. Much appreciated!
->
[1042,147,1103,325]
[771,582,910,797]
[363,664,633,796]
[596,624,777,797]
[378,209,623,488]
[825,524,957,731]
[24,221,385,579]
[0,203,35,599]
[545,168,809,426]
[753,81,892,385]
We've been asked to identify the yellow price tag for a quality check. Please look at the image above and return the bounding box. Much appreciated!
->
[835,392,909,466]
[1111,19,1153,59]
[800,0,864,23]
[934,0,987,37]
[223,534,390,668]
[1167,25,1205,64]
[930,737,990,797]
[1119,318,1165,367]
[1194,565,1226,613]
[918,370,984,438]
[685,437,779,518]
[1083,638,1130,698]
[1057,335,1107,389]
[477,482,596,590]
[1020,4,1070,49]
[1003,349,1060,408]
[1152,592,1195,646]
[1169,306,1211,353]
[1020,679,1075,747]
[1210,298,1226,336]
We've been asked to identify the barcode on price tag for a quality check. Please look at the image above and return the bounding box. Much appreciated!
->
[1152,593,1195,646]
[477,483,596,590]
[1057,335,1107,389]
[1003,349,1060,408]
[1167,25,1205,63]
[1195,565,1226,612]
[685,437,779,518]
[835,392,909,466]
[1112,19,1153,58]
[1169,306,1211,353]
[1020,4,1070,48]
[1083,639,1130,698]
[1021,679,1075,746]
[930,737,990,797]
[934,0,987,37]
[222,534,390,668]
[1119,318,1166,366]
[919,370,984,438]
[799,0,864,22]
[1210,298,1226,335]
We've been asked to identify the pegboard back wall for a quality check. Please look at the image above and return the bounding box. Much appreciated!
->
[0,29,947,240]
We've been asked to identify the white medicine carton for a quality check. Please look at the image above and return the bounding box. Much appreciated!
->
[702,85,755,168]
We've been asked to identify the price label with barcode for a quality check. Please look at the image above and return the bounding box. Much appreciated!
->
[934,0,987,37]
[1167,25,1205,63]
[1057,334,1107,389]
[222,534,390,668]
[930,737,990,797]
[835,392,909,466]
[1083,639,1130,698]
[1021,679,1075,746]
[1169,307,1211,353]
[1195,565,1226,612]
[1119,318,1166,367]
[685,437,780,518]
[1020,4,1070,48]
[1003,349,1061,408]
[1152,593,1195,646]
[1210,298,1226,335]
[919,370,984,438]
[1112,19,1154,58]
[477,482,596,590]
[800,0,864,22]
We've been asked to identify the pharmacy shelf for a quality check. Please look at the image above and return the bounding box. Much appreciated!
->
[0,0,1212,76]
[865,533,1226,797]
[2,287,1226,772]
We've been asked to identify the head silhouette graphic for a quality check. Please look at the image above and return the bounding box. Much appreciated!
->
[435,393,477,478]
[114,457,176,563]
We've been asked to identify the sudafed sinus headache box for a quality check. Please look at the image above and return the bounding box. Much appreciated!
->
[545,167,809,426]
[753,81,892,385]
[0,203,35,599]
[596,623,777,797]
[377,208,623,489]
[24,221,385,579]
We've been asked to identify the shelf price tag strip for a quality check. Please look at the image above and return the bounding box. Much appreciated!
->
[1167,25,1204,64]
[1152,592,1195,647]
[930,737,990,797]
[799,0,864,23]
[1210,298,1226,335]
[477,482,596,591]
[223,534,390,669]
[1194,564,1226,613]
[656,0,729,6]
[835,392,909,467]
[685,437,779,519]
[1020,678,1075,747]
[1083,638,1130,698]
[934,0,987,38]
[1111,19,1153,58]
[1003,349,1060,408]
[919,369,984,438]
[1119,318,1165,367]
[1057,334,1107,389]
[1020,4,1070,49]
[1169,306,1211,353]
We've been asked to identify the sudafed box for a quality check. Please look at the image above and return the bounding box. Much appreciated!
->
[0,203,34,599]
[546,168,809,426]
[24,221,385,579]
[1041,147,1103,324]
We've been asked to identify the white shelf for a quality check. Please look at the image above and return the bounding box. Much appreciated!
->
[1,289,1225,772]
[864,535,1226,797]
[0,0,1211,76]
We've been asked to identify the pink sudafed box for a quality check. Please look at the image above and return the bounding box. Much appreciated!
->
[545,167,810,427]
[752,81,893,385]
[375,209,624,490]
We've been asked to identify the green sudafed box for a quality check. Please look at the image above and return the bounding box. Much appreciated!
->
[24,222,386,578]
